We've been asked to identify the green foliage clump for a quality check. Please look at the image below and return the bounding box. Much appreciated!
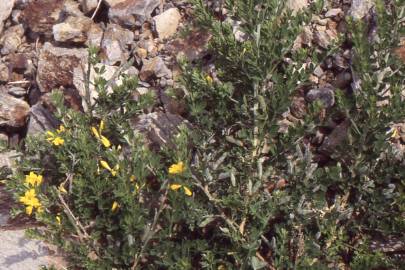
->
[6,0,405,269]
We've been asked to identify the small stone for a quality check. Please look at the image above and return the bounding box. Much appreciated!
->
[306,86,335,108]
[0,91,30,128]
[285,0,308,15]
[349,0,375,20]
[325,8,342,18]
[7,86,27,98]
[165,29,211,61]
[53,16,102,44]
[313,65,324,77]
[80,0,99,13]
[107,0,160,27]
[0,62,9,82]
[0,24,24,55]
[37,42,88,93]
[136,47,148,59]
[290,96,307,119]
[153,8,181,40]
[140,57,171,81]
[0,0,15,33]
[101,23,134,65]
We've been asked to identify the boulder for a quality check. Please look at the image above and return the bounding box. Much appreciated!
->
[0,0,15,34]
[153,8,181,40]
[21,0,65,38]
[26,103,59,135]
[0,24,24,55]
[53,16,103,45]
[107,0,160,27]
[101,23,134,65]
[37,42,87,93]
[0,91,30,128]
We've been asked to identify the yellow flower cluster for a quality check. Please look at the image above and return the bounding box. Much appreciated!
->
[168,161,185,175]
[46,125,65,146]
[19,188,42,215]
[24,172,43,187]
[20,172,44,215]
[92,120,111,148]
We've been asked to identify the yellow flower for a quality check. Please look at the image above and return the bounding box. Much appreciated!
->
[92,121,111,148]
[130,175,136,182]
[56,125,65,133]
[170,183,182,191]
[25,172,43,187]
[183,186,193,196]
[56,215,61,225]
[111,201,119,212]
[391,127,399,138]
[100,160,118,176]
[52,137,64,146]
[100,135,111,148]
[218,265,226,270]
[206,75,213,84]
[19,189,42,215]
[168,162,185,175]
[58,184,67,194]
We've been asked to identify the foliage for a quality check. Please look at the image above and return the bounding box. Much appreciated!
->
[6,0,405,269]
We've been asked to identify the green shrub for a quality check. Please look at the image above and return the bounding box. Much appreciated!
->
[6,0,405,269]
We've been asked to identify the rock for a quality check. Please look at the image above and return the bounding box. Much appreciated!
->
[349,0,375,20]
[131,111,187,148]
[140,57,171,81]
[107,0,160,27]
[63,0,84,17]
[80,0,99,13]
[333,72,352,89]
[0,0,15,33]
[153,8,181,40]
[314,29,336,49]
[306,86,335,108]
[0,62,9,82]
[0,150,19,172]
[26,103,59,135]
[319,119,350,155]
[0,229,67,269]
[37,42,87,93]
[313,65,324,77]
[0,24,24,55]
[136,47,148,59]
[101,23,134,65]
[0,91,30,128]
[7,86,27,98]
[290,96,307,119]
[285,0,308,15]
[395,40,405,64]
[325,8,342,18]
[21,0,65,38]
[53,16,103,45]
[166,29,211,61]
[293,26,313,50]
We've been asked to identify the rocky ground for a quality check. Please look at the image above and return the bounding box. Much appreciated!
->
[0,0,403,269]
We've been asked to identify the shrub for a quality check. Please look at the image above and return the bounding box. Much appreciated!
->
[6,0,405,269]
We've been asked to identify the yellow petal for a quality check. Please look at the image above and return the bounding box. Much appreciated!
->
[37,206,44,213]
[56,215,61,225]
[25,206,33,215]
[91,127,100,139]
[183,186,193,196]
[170,184,182,191]
[130,175,136,182]
[206,75,213,84]
[46,131,55,137]
[391,128,399,138]
[111,201,119,212]
[100,160,112,171]
[100,135,111,148]
[99,120,105,133]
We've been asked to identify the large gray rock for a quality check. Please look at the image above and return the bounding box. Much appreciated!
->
[37,42,88,93]
[101,23,134,65]
[0,0,15,34]
[0,229,66,269]
[349,0,375,20]
[26,104,59,136]
[153,8,181,40]
[0,92,30,128]
[131,111,187,148]
[107,0,160,27]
